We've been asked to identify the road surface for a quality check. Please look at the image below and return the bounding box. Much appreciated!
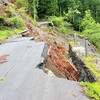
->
[0,37,89,100]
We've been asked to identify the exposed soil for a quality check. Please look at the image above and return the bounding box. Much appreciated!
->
[16,10,96,82]
[25,22,80,81]
[69,45,96,82]
[44,59,66,78]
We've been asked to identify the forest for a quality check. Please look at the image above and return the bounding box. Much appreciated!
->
[15,0,100,52]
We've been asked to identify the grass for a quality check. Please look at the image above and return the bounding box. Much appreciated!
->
[83,56,100,79]
[0,4,26,41]
[81,55,100,100]
[0,28,25,41]
[18,7,38,26]
[0,30,11,40]
[80,82,100,100]
[49,16,72,34]
[0,15,26,41]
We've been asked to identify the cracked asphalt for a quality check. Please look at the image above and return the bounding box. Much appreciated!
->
[0,37,89,100]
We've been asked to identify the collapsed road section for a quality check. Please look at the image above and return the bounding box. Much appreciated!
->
[27,23,97,83]
[0,36,89,100]
[25,23,81,81]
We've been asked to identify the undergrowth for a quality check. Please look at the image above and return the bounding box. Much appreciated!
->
[0,28,25,41]
[83,56,100,80]
[81,55,100,100]
[18,7,38,25]
[0,5,26,41]
[49,16,72,34]
[80,82,100,100]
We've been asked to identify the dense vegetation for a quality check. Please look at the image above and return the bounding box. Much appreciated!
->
[0,5,26,40]
[0,1,37,40]
[11,0,100,52]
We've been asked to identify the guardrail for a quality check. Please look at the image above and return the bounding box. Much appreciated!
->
[71,32,100,70]
[73,33,99,57]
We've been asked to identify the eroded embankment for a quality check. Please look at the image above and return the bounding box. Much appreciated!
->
[69,45,96,82]
[22,21,96,82]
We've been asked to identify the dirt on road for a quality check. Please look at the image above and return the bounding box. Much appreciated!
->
[0,54,9,64]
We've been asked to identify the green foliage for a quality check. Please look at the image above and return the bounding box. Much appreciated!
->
[0,30,11,40]
[80,82,100,100]
[50,16,71,34]
[27,0,38,18]
[81,10,100,52]
[18,7,37,25]
[16,0,38,19]
[65,8,80,20]
[0,17,4,25]
[0,28,26,41]
[83,56,100,79]
[51,17,63,27]
[81,10,96,34]
[16,0,28,8]
[38,0,58,18]
[65,8,81,30]
[18,7,27,16]
[81,10,100,35]
[26,16,36,25]
[45,0,58,16]
[6,7,15,18]
[89,33,100,53]
[8,16,25,29]
[0,6,26,41]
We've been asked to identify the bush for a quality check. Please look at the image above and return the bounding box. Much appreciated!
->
[89,33,100,53]
[0,30,12,40]
[18,7,27,15]
[0,17,5,25]
[50,16,71,34]
[8,7,15,17]
[8,16,25,29]
[80,82,100,100]
[81,10,100,52]
[51,17,64,27]
[16,0,28,8]
[18,7,37,25]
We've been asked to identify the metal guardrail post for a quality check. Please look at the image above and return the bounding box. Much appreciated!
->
[85,37,88,57]
[74,32,76,44]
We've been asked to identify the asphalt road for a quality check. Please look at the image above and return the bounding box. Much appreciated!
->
[0,37,89,100]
